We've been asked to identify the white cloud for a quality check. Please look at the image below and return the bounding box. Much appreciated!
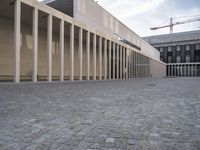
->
[99,0,200,36]
[103,0,167,19]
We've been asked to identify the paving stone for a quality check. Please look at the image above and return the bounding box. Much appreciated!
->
[127,139,136,145]
[106,138,115,143]
[0,78,200,149]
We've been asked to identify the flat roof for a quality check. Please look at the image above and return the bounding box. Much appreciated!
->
[143,30,200,44]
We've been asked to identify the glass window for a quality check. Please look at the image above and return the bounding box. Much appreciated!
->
[176,56,181,63]
[177,45,181,51]
[195,44,200,50]
[186,45,190,51]
[186,55,190,63]
[160,47,163,53]
[168,56,172,63]
[168,46,172,52]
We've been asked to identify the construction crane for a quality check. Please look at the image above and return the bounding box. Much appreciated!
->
[150,16,200,34]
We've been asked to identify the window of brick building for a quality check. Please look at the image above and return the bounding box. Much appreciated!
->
[160,47,163,53]
[168,56,172,63]
[186,55,190,63]
[177,45,181,51]
[186,45,190,51]
[168,46,172,52]
[176,56,181,63]
[195,44,200,50]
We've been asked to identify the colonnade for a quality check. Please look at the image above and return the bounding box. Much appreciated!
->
[128,51,150,78]
[13,0,130,82]
[167,63,200,77]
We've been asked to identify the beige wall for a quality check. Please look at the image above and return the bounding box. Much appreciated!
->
[74,0,160,61]
[0,15,165,81]
[150,59,166,78]
[0,16,101,80]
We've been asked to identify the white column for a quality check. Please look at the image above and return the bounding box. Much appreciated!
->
[135,52,137,78]
[109,41,112,80]
[195,64,197,77]
[104,39,107,80]
[113,43,115,79]
[123,47,125,79]
[134,52,136,78]
[177,65,179,77]
[59,19,64,82]
[116,44,119,79]
[191,64,193,77]
[14,0,21,83]
[86,31,90,80]
[79,28,83,81]
[184,65,186,77]
[175,65,177,77]
[120,46,123,79]
[171,65,173,77]
[32,8,38,82]
[188,64,190,77]
[70,24,74,81]
[99,36,102,80]
[47,15,52,82]
[126,49,129,79]
[93,34,96,80]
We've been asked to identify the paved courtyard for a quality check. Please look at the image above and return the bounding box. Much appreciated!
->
[0,78,200,150]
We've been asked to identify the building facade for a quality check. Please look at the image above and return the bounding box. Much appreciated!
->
[144,31,200,77]
[0,0,165,83]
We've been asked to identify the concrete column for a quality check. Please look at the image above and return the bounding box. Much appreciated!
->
[99,36,102,80]
[191,64,193,77]
[104,39,107,80]
[109,41,112,80]
[70,24,74,81]
[86,31,90,80]
[128,51,131,78]
[123,47,125,79]
[188,64,190,77]
[59,19,64,81]
[79,28,83,81]
[126,49,129,79]
[182,65,184,77]
[177,65,179,77]
[171,65,174,77]
[195,64,197,77]
[93,34,96,80]
[47,15,52,82]
[134,52,136,78]
[174,65,176,77]
[167,65,169,76]
[184,65,186,77]
[116,44,119,79]
[120,46,123,79]
[113,43,115,79]
[14,0,21,83]
[135,52,137,78]
[32,8,38,82]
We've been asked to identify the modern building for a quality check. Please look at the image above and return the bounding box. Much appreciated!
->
[144,30,200,77]
[0,0,165,83]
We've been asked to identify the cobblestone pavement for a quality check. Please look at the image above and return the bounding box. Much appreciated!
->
[0,78,200,150]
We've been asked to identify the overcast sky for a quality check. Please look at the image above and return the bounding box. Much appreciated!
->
[38,0,200,37]
[97,0,200,37]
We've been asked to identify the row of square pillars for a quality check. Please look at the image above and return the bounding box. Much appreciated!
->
[128,51,150,78]
[13,0,129,82]
[167,63,200,77]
